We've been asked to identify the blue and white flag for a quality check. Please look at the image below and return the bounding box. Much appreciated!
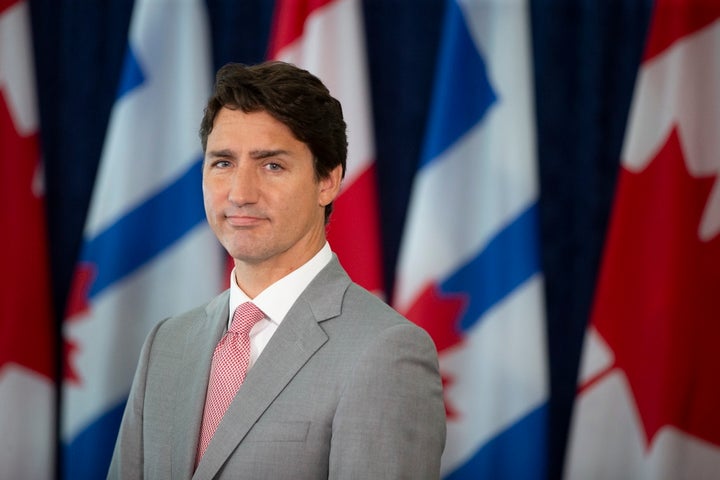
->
[393,0,549,478]
[61,0,225,477]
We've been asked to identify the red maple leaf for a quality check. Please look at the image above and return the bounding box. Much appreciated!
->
[590,126,720,448]
[441,373,460,420]
[62,262,98,384]
[403,283,468,420]
[0,83,55,380]
[404,283,468,354]
[65,262,97,319]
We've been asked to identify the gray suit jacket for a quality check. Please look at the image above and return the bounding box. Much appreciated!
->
[108,257,446,479]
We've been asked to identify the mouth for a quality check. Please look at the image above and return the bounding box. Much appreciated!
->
[224,214,266,228]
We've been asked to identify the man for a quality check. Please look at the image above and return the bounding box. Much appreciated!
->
[108,61,446,479]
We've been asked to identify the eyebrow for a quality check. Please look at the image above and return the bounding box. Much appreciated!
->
[206,148,235,159]
[205,148,290,160]
[250,149,289,160]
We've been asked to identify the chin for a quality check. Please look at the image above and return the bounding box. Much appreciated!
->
[225,244,270,264]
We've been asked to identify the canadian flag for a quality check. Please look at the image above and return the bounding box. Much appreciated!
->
[268,0,384,296]
[564,2,720,479]
[0,1,56,478]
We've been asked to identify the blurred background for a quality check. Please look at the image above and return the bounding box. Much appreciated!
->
[11,0,720,479]
[37,1,649,477]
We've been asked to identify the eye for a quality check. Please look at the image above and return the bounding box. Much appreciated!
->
[212,160,231,168]
[265,162,283,171]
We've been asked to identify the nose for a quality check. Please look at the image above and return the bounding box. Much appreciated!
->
[227,164,259,206]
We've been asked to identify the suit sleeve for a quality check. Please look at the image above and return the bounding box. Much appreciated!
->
[329,322,446,479]
[107,320,163,480]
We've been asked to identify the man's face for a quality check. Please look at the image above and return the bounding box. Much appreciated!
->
[203,107,341,272]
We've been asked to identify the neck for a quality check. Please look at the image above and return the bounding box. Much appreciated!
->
[233,240,325,298]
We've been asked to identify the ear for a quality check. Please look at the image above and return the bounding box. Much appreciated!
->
[318,165,343,207]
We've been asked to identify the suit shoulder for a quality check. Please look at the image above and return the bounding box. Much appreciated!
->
[340,283,433,341]
[343,283,404,320]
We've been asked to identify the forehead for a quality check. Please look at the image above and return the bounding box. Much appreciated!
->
[209,108,295,143]
[206,108,314,165]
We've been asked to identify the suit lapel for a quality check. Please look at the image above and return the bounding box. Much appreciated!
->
[194,257,350,479]
[172,292,230,480]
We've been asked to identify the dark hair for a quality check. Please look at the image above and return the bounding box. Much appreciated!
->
[200,61,347,222]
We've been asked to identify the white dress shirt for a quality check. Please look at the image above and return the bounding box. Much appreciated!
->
[227,242,333,369]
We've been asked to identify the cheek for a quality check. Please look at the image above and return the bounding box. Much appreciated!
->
[273,191,305,224]
[202,182,223,220]
[203,176,223,200]
[287,188,324,225]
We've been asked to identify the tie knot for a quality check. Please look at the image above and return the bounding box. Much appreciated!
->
[230,302,265,335]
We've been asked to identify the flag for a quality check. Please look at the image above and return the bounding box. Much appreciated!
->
[564,3,720,479]
[61,0,225,477]
[393,0,548,477]
[0,1,56,478]
[268,0,384,296]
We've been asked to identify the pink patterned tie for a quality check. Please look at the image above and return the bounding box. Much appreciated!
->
[196,302,265,463]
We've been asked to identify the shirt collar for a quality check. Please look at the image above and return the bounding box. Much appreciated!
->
[228,242,333,327]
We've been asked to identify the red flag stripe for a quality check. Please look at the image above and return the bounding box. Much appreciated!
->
[326,163,384,293]
[0,0,16,15]
[0,0,54,381]
[268,0,334,57]
[0,1,55,476]
[643,0,720,61]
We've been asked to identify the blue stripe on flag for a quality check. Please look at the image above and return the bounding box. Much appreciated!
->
[446,403,549,480]
[116,46,145,100]
[81,158,206,299]
[62,1,220,478]
[440,202,541,332]
[420,0,497,167]
[63,398,127,479]
[401,1,548,478]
